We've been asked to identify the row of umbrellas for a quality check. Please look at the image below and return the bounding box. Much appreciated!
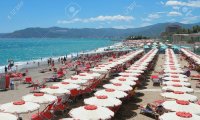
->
[65,49,147,119]
[181,48,200,65]
[159,49,200,120]
[0,50,143,120]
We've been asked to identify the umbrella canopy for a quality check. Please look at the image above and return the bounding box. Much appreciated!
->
[161,92,197,102]
[114,76,138,81]
[80,72,101,78]
[40,86,70,95]
[162,77,188,82]
[125,69,144,73]
[163,74,187,78]
[94,89,128,99]
[84,95,122,107]
[162,81,191,87]
[162,100,200,115]
[103,83,132,92]
[71,74,94,80]
[0,100,40,114]
[164,69,184,73]
[110,79,136,86]
[162,86,194,93]
[0,112,17,120]
[22,93,57,104]
[118,72,140,77]
[62,78,88,85]
[90,67,109,73]
[160,112,200,120]
[69,105,114,120]
[53,82,80,90]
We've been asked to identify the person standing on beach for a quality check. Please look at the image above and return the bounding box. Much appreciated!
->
[4,66,7,73]
[64,57,66,63]
[47,59,50,66]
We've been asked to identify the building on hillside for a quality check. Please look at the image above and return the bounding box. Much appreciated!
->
[166,25,181,33]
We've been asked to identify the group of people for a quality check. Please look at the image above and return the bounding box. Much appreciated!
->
[47,58,55,67]
[58,57,67,64]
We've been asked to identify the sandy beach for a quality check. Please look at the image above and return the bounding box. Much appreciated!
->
[0,52,200,120]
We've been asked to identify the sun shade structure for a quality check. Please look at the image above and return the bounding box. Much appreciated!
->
[159,112,200,120]
[162,81,191,87]
[162,100,200,115]
[53,82,80,90]
[161,92,197,102]
[40,86,70,95]
[162,86,194,93]
[69,105,114,120]
[84,95,122,108]
[0,112,18,120]
[94,89,128,99]
[0,100,40,114]
[103,83,132,92]
[22,93,57,104]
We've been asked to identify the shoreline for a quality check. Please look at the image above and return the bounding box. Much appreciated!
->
[0,42,122,73]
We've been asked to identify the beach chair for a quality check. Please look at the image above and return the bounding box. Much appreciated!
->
[31,102,55,120]
[139,103,159,119]
[70,89,80,102]
[53,97,68,114]
[24,76,32,84]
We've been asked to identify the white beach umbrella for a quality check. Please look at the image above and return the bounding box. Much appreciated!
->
[94,89,128,99]
[110,79,136,86]
[0,100,40,114]
[90,67,109,73]
[71,74,94,80]
[118,72,140,77]
[162,81,191,87]
[162,77,188,82]
[125,69,144,73]
[164,69,184,73]
[80,72,101,78]
[40,86,70,95]
[53,82,80,90]
[62,78,88,85]
[162,86,194,93]
[130,66,147,70]
[22,93,57,104]
[103,83,132,92]
[69,105,114,120]
[114,76,138,81]
[160,112,200,120]
[161,92,197,102]
[163,74,187,78]
[162,100,200,115]
[84,95,122,108]
[0,112,17,120]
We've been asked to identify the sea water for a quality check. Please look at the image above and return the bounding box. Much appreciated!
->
[0,38,116,72]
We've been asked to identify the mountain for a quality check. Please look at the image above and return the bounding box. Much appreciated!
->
[0,22,200,38]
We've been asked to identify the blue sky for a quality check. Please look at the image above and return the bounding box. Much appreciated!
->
[0,0,200,33]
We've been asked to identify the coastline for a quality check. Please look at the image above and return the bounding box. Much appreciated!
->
[0,42,122,73]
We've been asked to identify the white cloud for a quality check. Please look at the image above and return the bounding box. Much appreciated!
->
[148,13,160,19]
[57,15,134,24]
[142,12,164,22]
[181,16,200,24]
[172,6,180,10]
[168,11,182,16]
[112,25,134,29]
[166,0,200,8]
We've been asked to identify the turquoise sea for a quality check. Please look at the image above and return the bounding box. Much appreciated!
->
[0,38,115,69]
